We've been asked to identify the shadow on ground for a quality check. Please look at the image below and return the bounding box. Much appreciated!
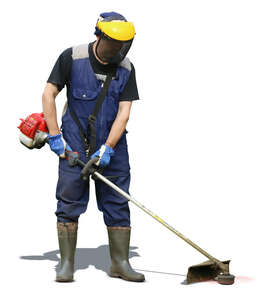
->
[20,245,141,275]
[20,244,186,281]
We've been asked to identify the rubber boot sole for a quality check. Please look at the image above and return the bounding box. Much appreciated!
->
[56,276,74,282]
[109,270,145,282]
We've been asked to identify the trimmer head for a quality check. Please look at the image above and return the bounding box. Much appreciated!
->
[216,273,235,285]
[186,260,235,285]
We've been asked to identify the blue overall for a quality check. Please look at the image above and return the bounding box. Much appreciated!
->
[55,43,132,226]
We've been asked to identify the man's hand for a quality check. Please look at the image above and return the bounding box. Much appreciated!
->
[90,144,115,167]
[48,133,72,158]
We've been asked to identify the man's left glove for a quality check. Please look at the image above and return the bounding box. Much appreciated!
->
[90,144,114,167]
[48,133,72,158]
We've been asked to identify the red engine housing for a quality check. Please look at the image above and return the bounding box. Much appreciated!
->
[18,112,48,139]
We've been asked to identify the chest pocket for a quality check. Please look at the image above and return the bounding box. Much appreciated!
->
[70,86,118,125]
[70,87,100,119]
[72,88,100,101]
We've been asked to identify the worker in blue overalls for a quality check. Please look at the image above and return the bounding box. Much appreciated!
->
[42,12,145,282]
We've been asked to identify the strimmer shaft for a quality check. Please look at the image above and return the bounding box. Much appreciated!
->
[93,171,227,271]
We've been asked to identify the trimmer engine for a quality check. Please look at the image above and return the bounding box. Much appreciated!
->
[18,112,48,149]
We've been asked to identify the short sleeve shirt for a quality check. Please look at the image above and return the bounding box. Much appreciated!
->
[47,41,140,101]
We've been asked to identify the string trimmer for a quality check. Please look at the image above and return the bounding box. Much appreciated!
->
[18,112,235,285]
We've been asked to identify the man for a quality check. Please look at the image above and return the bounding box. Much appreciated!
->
[42,12,145,282]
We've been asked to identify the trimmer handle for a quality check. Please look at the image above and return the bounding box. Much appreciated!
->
[65,150,82,167]
[80,157,100,181]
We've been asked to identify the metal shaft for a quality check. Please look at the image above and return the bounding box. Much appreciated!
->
[93,171,226,268]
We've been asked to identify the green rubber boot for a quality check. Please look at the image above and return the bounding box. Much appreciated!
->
[56,222,78,282]
[107,227,145,282]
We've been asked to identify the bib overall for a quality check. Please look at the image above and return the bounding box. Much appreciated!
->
[55,43,132,227]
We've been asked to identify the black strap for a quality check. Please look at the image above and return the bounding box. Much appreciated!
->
[68,73,114,159]
[87,73,113,158]
[68,105,89,152]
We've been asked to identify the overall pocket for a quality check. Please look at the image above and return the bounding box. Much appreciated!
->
[72,87,99,101]
[71,87,100,119]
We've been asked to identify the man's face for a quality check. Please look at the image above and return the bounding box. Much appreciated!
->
[96,36,123,63]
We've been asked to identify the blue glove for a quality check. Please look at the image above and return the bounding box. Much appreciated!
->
[48,133,72,157]
[90,144,114,167]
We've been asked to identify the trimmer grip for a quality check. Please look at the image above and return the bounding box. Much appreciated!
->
[65,150,81,167]
[81,157,99,181]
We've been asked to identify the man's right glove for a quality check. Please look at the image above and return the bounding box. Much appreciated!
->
[90,144,114,167]
[48,133,72,158]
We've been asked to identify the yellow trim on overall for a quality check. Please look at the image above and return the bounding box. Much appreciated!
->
[97,21,135,41]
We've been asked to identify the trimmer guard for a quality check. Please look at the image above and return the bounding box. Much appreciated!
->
[186,260,231,284]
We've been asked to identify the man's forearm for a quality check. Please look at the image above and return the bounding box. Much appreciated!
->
[42,92,60,136]
[105,115,129,149]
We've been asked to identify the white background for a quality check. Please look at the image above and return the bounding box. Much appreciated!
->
[1,0,260,299]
